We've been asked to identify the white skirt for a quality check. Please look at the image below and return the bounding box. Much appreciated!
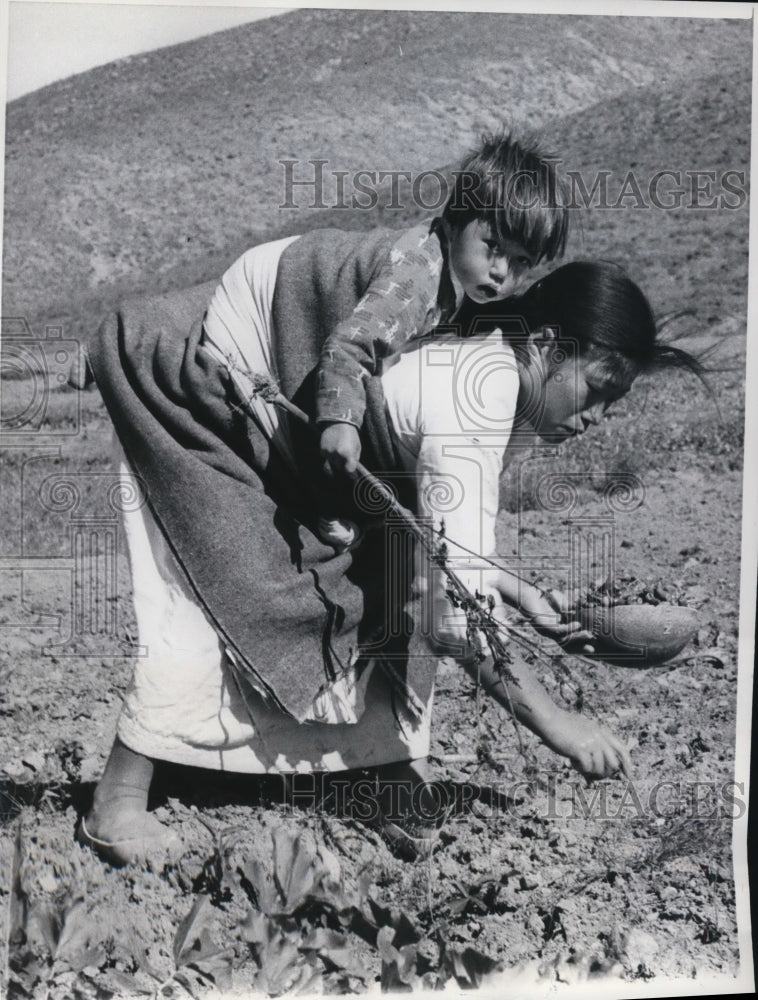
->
[115,235,433,773]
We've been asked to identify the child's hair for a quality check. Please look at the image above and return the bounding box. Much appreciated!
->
[511,261,706,388]
[442,128,570,263]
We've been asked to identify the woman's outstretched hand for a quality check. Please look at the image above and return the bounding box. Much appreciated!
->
[545,710,633,781]
[454,610,631,782]
[521,587,596,654]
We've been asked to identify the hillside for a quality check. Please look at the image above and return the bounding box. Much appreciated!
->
[2,10,751,335]
[552,69,751,322]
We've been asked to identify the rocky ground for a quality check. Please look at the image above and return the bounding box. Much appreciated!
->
[0,370,748,996]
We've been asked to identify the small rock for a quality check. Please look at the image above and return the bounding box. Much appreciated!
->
[520,873,542,890]
[686,585,709,604]
[527,913,544,935]
[624,928,659,967]
[2,760,28,780]
[79,755,104,782]
[38,872,59,893]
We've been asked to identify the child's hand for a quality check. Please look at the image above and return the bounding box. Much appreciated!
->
[545,711,632,780]
[320,422,361,476]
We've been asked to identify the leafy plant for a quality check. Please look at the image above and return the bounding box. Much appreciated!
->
[170,894,234,996]
[8,823,110,998]
[230,825,505,994]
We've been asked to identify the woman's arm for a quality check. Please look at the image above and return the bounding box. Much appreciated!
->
[429,589,630,780]
[494,568,594,649]
[399,337,627,780]
[459,650,632,780]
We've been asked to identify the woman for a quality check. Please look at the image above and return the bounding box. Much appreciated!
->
[78,256,699,865]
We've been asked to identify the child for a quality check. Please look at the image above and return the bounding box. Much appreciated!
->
[80,258,703,865]
[315,129,570,476]
[201,129,569,546]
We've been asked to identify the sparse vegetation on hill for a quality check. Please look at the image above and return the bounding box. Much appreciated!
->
[2,11,751,334]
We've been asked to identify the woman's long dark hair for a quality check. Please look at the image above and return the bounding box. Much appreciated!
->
[506,261,706,386]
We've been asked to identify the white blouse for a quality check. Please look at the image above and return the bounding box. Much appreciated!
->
[381,330,519,605]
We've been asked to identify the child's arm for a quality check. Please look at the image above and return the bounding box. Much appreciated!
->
[318,224,446,475]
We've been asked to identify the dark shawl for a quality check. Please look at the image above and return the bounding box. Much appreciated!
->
[86,228,436,723]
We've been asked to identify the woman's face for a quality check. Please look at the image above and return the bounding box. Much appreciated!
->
[527,347,632,443]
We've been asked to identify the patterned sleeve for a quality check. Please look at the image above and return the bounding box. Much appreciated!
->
[315,224,444,427]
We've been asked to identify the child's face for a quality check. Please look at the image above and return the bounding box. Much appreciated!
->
[530,349,631,443]
[448,219,536,304]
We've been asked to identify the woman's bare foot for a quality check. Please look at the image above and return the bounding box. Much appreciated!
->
[78,737,181,866]
[371,758,447,860]
[77,808,181,867]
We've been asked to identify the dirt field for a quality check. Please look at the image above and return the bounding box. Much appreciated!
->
[0,331,749,996]
[1,8,754,998]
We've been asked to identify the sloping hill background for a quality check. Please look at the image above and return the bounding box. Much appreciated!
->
[2,9,751,339]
